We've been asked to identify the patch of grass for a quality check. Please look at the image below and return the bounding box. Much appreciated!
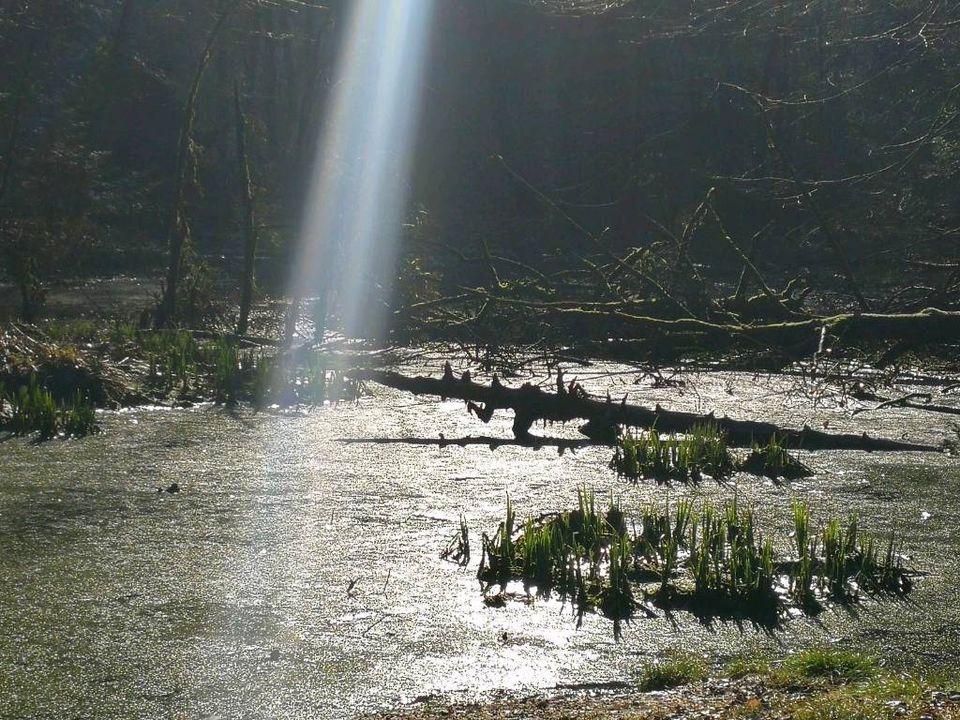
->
[386,658,959,719]
[205,338,244,404]
[251,353,277,410]
[61,388,98,436]
[788,672,935,720]
[637,653,709,691]
[475,493,915,631]
[792,499,817,605]
[687,495,776,608]
[108,320,138,344]
[790,693,898,720]
[142,330,199,394]
[740,434,812,478]
[779,648,878,685]
[725,652,771,679]
[0,375,98,439]
[43,319,98,343]
[612,423,735,483]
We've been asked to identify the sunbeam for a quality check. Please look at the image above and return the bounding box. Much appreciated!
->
[291,0,435,344]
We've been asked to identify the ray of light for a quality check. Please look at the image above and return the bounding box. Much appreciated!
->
[291,0,435,343]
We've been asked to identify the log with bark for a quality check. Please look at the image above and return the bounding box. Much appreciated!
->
[348,366,940,452]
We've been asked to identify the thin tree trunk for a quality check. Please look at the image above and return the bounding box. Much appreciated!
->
[234,79,257,336]
[0,33,41,320]
[157,3,237,327]
[106,0,136,62]
[0,33,37,207]
[284,295,301,348]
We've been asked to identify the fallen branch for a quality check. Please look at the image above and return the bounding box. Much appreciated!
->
[421,292,960,359]
[349,367,938,452]
[853,392,960,417]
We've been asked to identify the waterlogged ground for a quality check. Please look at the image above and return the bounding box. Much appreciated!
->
[2,361,960,718]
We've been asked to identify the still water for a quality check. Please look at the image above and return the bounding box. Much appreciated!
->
[2,364,958,717]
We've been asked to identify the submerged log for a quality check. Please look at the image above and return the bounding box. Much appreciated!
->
[349,367,939,452]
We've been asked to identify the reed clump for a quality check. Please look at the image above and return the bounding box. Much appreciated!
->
[142,330,200,394]
[0,375,98,438]
[441,514,471,567]
[740,434,812,479]
[613,428,813,484]
[476,490,913,628]
[611,423,735,483]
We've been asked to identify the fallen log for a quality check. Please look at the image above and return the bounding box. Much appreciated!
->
[349,367,939,452]
[413,293,960,360]
[852,392,960,417]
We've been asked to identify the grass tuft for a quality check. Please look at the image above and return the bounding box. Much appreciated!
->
[637,653,709,691]
[476,492,915,632]
[740,434,813,478]
[780,648,878,685]
[0,375,98,439]
[725,652,771,679]
[612,423,735,483]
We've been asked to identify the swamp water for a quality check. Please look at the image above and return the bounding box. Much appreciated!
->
[1,364,959,718]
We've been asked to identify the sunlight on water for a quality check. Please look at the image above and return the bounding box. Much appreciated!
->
[292,0,435,341]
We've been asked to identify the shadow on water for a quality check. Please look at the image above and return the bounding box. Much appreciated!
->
[339,435,600,454]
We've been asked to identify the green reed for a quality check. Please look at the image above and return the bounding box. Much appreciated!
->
[475,491,912,628]
[0,375,98,438]
[740,434,812,478]
[612,423,735,483]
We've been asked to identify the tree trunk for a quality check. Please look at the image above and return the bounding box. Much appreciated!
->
[106,0,136,62]
[284,295,301,349]
[350,368,939,452]
[156,3,237,328]
[0,33,41,321]
[0,32,37,207]
[234,79,257,336]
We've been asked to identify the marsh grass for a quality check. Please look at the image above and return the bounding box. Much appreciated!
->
[0,375,98,438]
[476,491,913,628]
[142,330,199,393]
[612,423,735,483]
[441,515,471,567]
[42,318,98,342]
[613,429,816,485]
[206,339,243,404]
[741,434,813,478]
[108,320,138,345]
[722,649,946,720]
[686,496,776,611]
[637,653,709,691]
[793,500,817,606]
[779,648,878,685]
[251,354,277,410]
